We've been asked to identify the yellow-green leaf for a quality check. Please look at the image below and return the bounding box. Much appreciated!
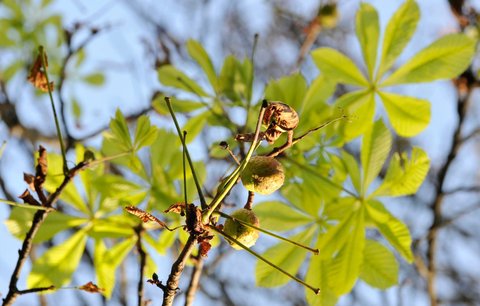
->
[373,147,430,197]
[356,3,379,79]
[361,120,392,193]
[360,240,399,289]
[254,201,314,232]
[28,227,88,287]
[186,40,217,91]
[366,200,413,262]
[382,34,476,86]
[377,0,420,78]
[157,65,209,97]
[379,91,430,137]
[311,48,369,87]
[335,90,375,141]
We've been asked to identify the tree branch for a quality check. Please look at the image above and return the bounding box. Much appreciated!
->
[184,255,204,306]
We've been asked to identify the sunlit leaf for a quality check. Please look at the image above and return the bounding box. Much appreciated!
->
[373,147,430,197]
[28,227,88,287]
[377,0,420,78]
[256,227,315,287]
[182,111,210,143]
[133,115,158,150]
[5,208,87,242]
[157,65,209,97]
[152,95,205,115]
[335,90,375,141]
[187,40,217,92]
[311,48,368,86]
[306,255,338,306]
[328,208,365,295]
[361,120,392,193]
[382,34,476,86]
[340,151,361,194]
[264,73,307,111]
[254,201,314,232]
[356,3,379,79]
[83,73,105,86]
[360,240,399,289]
[366,200,413,262]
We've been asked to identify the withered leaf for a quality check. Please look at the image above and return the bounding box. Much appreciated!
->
[35,146,47,187]
[23,173,35,190]
[77,281,104,293]
[199,241,211,257]
[18,189,40,206]
[125,205,171,230]
[185,203,204,235]
[164,202,186,215]
[27,48,54,92]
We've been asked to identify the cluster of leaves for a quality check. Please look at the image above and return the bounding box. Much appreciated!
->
[3,0,476,305]
[152,0,474,305]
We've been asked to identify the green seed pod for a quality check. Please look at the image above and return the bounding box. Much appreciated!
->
[241,156,285,195]
[223,209,260,250]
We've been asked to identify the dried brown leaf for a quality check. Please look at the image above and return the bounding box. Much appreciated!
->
[164,202,186,215]
[125,206,170,229]
[199,241,211,257]
[35,146,47,187]
[27,50,54,92]
[23,173,35,190]
[185,204,204,235]
[18,189,40,206]
[77,281,104,293]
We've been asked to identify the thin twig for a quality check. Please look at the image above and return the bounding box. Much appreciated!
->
[184,255,204,306]
[135,225,147,306]
[162,235,198,306]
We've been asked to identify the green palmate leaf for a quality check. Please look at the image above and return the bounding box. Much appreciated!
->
[328,207,365,295]
[254,201,314,232]
[360,240,399,289]
[186,39,217,91]
[311,48,369,87]
[218,56,240,102]
[89,217,135,239]
[318,203,357,259]
[28,227,88,287]
[379,91,430,137]
[361,120,392,193]
[157,65,209,97]
[93,174,147,204]
[182,111,210,143]
[356,3,379,79]
[373,147,430,197]
[44,154,89,215]
[109,109,133,151]
[95,237,136,298]
[382,34,476,86]
[377,0,420,78]
[144,230,177,255]
[340,151,361,194]
[83,73,105,86]
[306,256,338,306]
[5,208,87,242]
[366,200,413,262]
[335,90,375,141]
[264,73,307,111]
[256,227,316,287]
[133,115,158,150]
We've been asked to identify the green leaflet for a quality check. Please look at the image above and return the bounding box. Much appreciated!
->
[377,0,420,78]
[356,3,379,79]
[182,111,210,143]
[82,73,105,86]
[28,227,89,288]
[306,255,338,306]
[5,208,86,242]
[327,207,365,295]
[366,200,413,262]
[335,90,375,141]
[133,115,158,150]
[186,39,217,92]
[255,226,316,287]
[253,201,314,232]
[340,151,361,194]
[311,48,368,87]
[144,230,177,255]
[264,73,308,111]
[361,120,392,194]
[379,92,430,137]
[360,240,399,289]
[373,147,430,197]
[382,34,476,86]
[152,95,205,115]
[157,65,209,97]
[95,237,136,298]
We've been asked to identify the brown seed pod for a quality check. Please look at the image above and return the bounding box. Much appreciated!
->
[263,101,299,132]
[223,208,260,250]
[241,156,285,195]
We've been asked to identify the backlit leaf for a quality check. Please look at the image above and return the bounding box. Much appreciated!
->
[187,40,217,91]
[254,201,314,232]
[157,65,209,97]
[356,3,379,79]
[360,240,399,289]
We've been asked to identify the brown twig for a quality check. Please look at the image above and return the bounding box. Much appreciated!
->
[134,224,147,306]
[2,152,90,306]
[425,71,474,306]
[184,255,204,306]
[161,235,198,306]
